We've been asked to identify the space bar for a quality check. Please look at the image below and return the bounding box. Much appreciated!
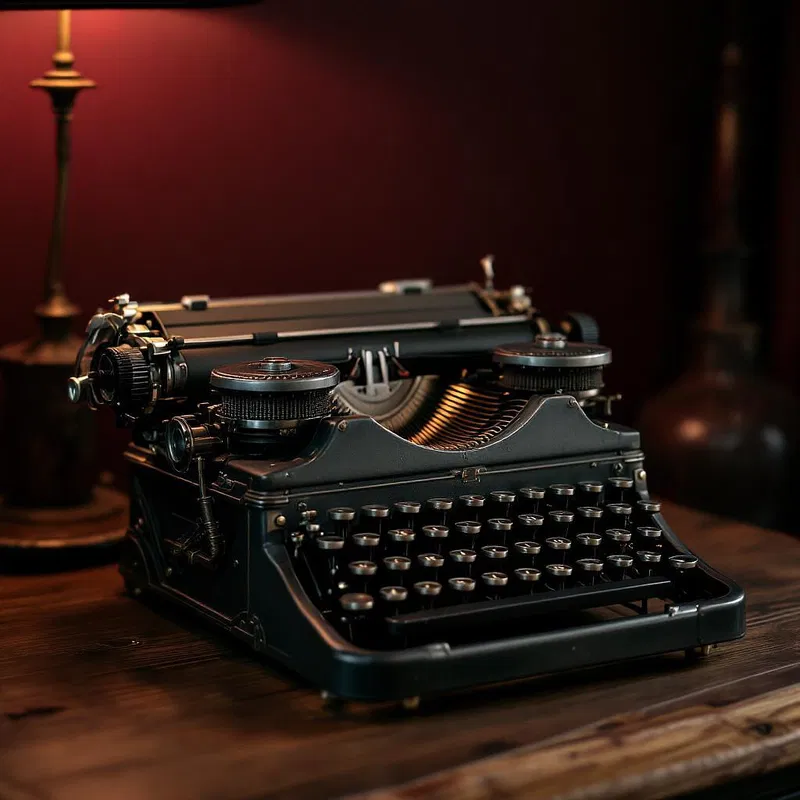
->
[386,576,672,636]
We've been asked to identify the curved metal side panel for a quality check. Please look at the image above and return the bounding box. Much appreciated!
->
[228,394,641,491]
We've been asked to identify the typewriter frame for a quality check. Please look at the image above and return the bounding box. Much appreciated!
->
[120,394,746,702]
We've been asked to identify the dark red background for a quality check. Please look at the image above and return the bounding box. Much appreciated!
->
[0,0,797,479]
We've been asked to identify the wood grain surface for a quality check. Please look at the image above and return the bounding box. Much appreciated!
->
[1,503,798,800]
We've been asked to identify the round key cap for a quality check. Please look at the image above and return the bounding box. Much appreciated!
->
[514,567,541,592]
[422,525,450,548]
[481,571,509,587]
[349,560,377,577]
[576,557,604,584]
[387,528,415,555]
[455,520,481,548]
[481,545,509,561]
[414,580,442,598]
[379,585,408,612]
[329,507,356,522]
[604,528,632,554]
[514,541,541,562]
[426,497,453,511]
[606,503,633,528]
[317,535,345,551]
[487,517,514,545]
[520,486,546,512]
[449,549,477,576]
[636,550,662,576]
[577,506,604,533]
[606,553,634,580]
[545,536,571,563]
[383,556,412,582]
[548,510,574,537]
[607,476,634,502]
[669,554,699,571]
[635,526,662,548]
[394,501,422,529]
[340,592,373,611]
[352,532,381,555]
[545,563,573,589]
[448,576,477,597]
[362,504,390,518]
[577,480,604,505]
[459,494,485,510]
[517,513,545,539]
[417,553,445,580]
[548,483,575,510]
[489,490,516,519]
[576,532,602,558]
[637,500,661,514]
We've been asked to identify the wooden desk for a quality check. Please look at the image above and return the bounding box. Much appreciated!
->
[1,503,798,800]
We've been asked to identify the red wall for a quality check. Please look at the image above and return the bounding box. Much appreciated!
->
[0,1,725,475]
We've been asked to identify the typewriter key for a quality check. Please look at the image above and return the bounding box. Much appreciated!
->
[548,510,574,538]
[387,528,415,556]
[315,535,346,587]
[577,481,604,507]
[413,580,442,609]
[328,507,356,536]
[339,592,374,644]
[422,525,450,553]
[379,585,408,615]
[449,548,477,577]
[519,486,546,513]
[604,528,632,555]
[448,576,477,600]
[636,550,662,577]
[457,495,485,522]
[361,504,390,534]
[417,552,445,581]
[480,545,509,572]
[516,513,545,541]
[513,567,542,593]
[481,571,509,599]
[340,592,374,612]
[426,497,454,526]
[575,557,603,585]
[635,500,662,527]
[487,518,514,546]
[669,554,699,598]
[348,560,378,592]
[545,536,572,564]
[576,532,603,559]
[489,490,516,519]
[669,554,699,571]
[548,484,575,510]
[576,506,604,534]
[352,532,381,561]
[606,553,634,580]
[545,563,573,590]
[513,541,541,567]
[605,503,633,529]
[394,501,422,529]
[383,556,412,585]
[635,526,662,549]
[455,520,482,549]
[607,476,634,503]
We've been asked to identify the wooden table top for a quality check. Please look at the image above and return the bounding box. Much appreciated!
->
[1,503,799,800]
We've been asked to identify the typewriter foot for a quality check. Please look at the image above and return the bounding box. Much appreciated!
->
[685,644,713,660]
[401,696,421,712]
[321,690,345,710]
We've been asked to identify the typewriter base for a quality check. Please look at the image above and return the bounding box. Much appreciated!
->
[119,442,746,703]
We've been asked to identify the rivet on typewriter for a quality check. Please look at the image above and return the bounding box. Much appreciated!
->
[545,536,571,564]
[379,585,408,615]
[605,503,633,529]
[635,526,663,550]
[413,580,442,609]
[513,567,541,593]
[607,476,634,503]
[361,504,390,534]
[489,490,516,519]
[513,541,541,566]
[352,532,381,561]
[394,501,422,530]
[576,532,603,559]
[548,510,574,538]
[576,506,603,533]
[547,484,575,510]
[426,497,453,526]
[448,576,477,601]
[577,480,604,507]
[449,548,477,577]
[383,556,412,585]
[487,518,514,546]
[481,571,509,600]
[454,520,482,549]
[606,553,634,581]
[575,558,603,585]
[328,507,356,537]
[348,560,378,593]
[422,525,450,553]
[516,513,545,541]
[417,553,445,581]
[636,550,662,577]
[519,486,546,514]
[545,563,573,590]
[604,528,632,555]
[387,528,415,556]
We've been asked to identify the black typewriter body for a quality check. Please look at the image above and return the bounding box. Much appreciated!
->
[71,271,746,702]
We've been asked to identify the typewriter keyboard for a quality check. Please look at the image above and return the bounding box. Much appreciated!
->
[292,480,707,649]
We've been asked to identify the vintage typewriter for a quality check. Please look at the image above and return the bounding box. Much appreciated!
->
[69,260,745,703]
